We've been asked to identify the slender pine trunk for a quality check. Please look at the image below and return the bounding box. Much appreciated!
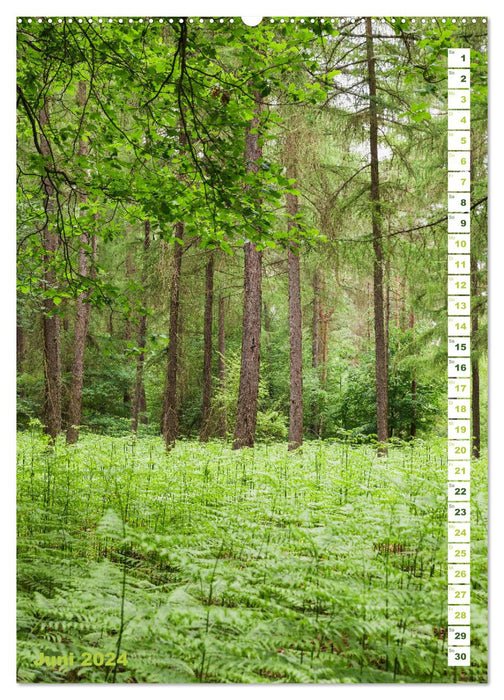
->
[123,251,135,408]
[162,122,186,449]
[200,252,214,441]
[410,311,417,438]
[162,226,183,448]
[366,17,389,454]
[287,182,303,451]
[67,82,94,444]
[217,293,227,438]
[233,92,263,450]
[39,101,62,441]
[311,271,321,436]
[132,220,151,433]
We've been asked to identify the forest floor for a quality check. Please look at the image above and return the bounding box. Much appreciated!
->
[16,433,487,683]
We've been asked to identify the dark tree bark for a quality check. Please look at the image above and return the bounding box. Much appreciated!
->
[400,276,407,330]
[233,242,262,449]
[366,17,389,454]
[312,272,321,370]
[200,252,214,442]
[311,271,321,436]
[67,82,95,445]
[123,250,136,408]
[318,306,334,439]
[287,191,303,451]
[385,281,390,351]
[162,224,184,448]
[139,385,147,422]
[471,253,480,459]
[410,311,417,438]
[321,312,330,388]
[124,251,135,344]
[217,293,227,438]
[39,101,62,441]
[233,93,263,450]
[132,220,151,433]
[161,121,187,449]
[284,129,303,451]
[366,282,372,341]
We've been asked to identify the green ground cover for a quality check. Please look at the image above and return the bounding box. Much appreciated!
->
[17,432,487,683]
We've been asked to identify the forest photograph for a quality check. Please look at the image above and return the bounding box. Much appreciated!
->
[16,16,487,683]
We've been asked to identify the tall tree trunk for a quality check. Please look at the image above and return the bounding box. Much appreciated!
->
[286,159,303,451]
[318,306,334,439]
[217,293,227,438]
[311,271,321,436]
[162,122,187,449]
[132,220,151,433]
[233,242,262,449]
[67,82,95,444]
[39,101,62,441]
[125,250,136,344]
[321,314,329,387]
[385,281,390,351]
[200,252,214,441]
[162,225,183,448]
[471,253,480,459]
[366,17,389,454]
[233,93,263,450]
[312,271,320,372]
[410,311,417,438]
[139,385,147,422]
[400,276,407,330]
[123,250,136,408]
[366,282,372,341]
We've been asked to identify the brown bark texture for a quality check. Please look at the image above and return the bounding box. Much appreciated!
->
[410,311,417,438]
[285,132,303,451]
[312,272,321,370]
[366,17,389,453]
[287,212,303,449]
[217,294,227,438]
[162,224,184,448]
[233,92,263,449]
[67,82,94,444]
[162,125,187,449]
[40,101,62,441]
[385,282,390,350]
[200,252,214,441]
[311,271,321,436]
[132,220,151,433]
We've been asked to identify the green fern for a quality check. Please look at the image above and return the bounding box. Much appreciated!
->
[17,434,487,683]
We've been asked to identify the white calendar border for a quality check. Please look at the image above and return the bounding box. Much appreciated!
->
[3,5,496,698]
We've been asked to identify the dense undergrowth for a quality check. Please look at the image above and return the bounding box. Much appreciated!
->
[16,431,487,683]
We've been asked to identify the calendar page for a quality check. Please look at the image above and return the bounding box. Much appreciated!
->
[16,14,488,684]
